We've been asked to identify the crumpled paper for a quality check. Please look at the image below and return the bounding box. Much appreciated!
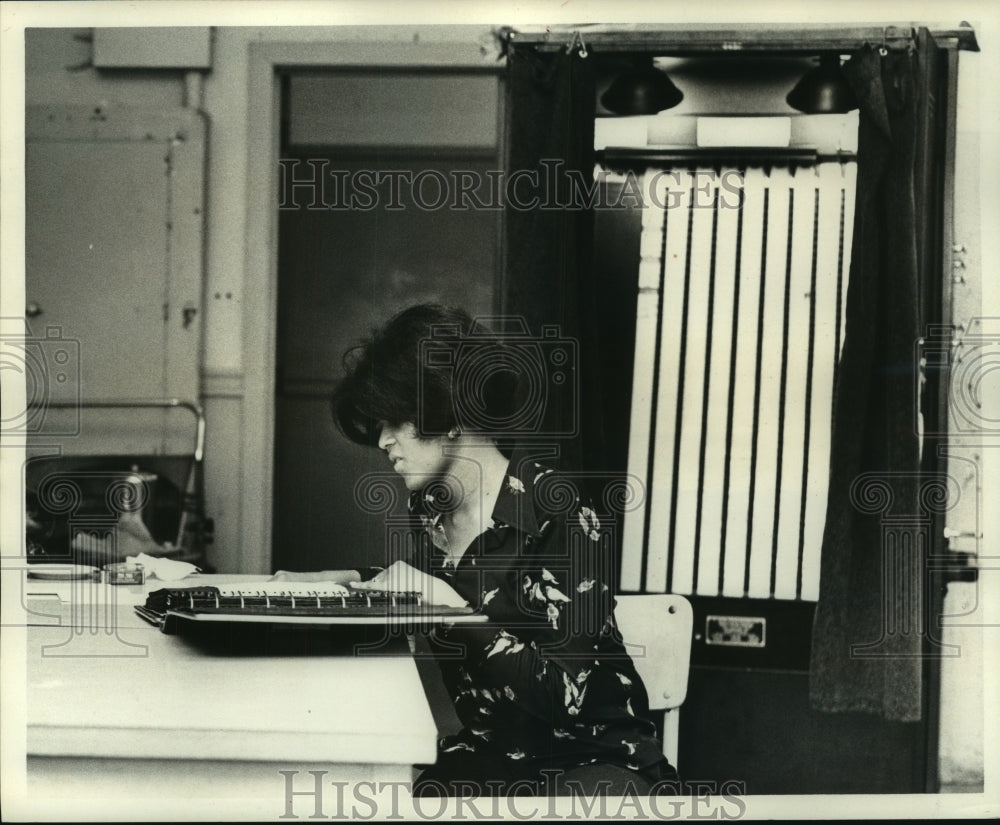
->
[127,551,200,581]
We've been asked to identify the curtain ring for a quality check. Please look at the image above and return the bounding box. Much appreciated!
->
[565,31,588,58]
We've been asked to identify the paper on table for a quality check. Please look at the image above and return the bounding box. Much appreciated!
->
[128,552,201,581]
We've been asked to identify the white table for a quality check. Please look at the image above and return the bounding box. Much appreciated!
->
[17,573,440,820]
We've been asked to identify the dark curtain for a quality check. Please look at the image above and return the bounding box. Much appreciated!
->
[810,30,943,722]
[502,44,602,478]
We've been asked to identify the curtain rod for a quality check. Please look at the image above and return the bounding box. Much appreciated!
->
[597,147,858,171]
[505,24,979,54]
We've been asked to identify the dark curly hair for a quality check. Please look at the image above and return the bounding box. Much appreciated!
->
[331,304,518,447]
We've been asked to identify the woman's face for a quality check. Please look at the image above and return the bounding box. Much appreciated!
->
[377,421,451,491]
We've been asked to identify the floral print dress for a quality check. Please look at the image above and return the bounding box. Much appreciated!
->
[407,455,673,783]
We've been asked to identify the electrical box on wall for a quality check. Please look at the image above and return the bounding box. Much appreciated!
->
[93,28,212,69]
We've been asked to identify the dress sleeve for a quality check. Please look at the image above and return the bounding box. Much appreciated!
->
[438,503,623,727]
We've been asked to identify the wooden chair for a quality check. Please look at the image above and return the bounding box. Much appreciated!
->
[614,594,693,769]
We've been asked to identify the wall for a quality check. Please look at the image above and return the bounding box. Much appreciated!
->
[26,28,186,108]
[937,46,988,791]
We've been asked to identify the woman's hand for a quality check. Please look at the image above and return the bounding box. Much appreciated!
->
[350,561,468,608]
[269,569,361,584]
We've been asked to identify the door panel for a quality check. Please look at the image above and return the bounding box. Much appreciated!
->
[273,69,503,573]
[24,106,205,455]
[26,140,170,404]
[274,146,500,572]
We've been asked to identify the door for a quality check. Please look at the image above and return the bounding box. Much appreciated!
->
[272,70,503,573]
[23,105,205,455]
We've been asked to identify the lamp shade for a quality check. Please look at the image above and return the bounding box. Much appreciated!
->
[601,58,683,115]
[786,54,858,114]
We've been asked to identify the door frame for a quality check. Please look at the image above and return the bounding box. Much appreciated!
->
[241,39,501,573]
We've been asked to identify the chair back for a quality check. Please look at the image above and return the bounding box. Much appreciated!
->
[614,594,693,712]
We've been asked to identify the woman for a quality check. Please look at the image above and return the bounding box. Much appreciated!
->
[274,304,677,797]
